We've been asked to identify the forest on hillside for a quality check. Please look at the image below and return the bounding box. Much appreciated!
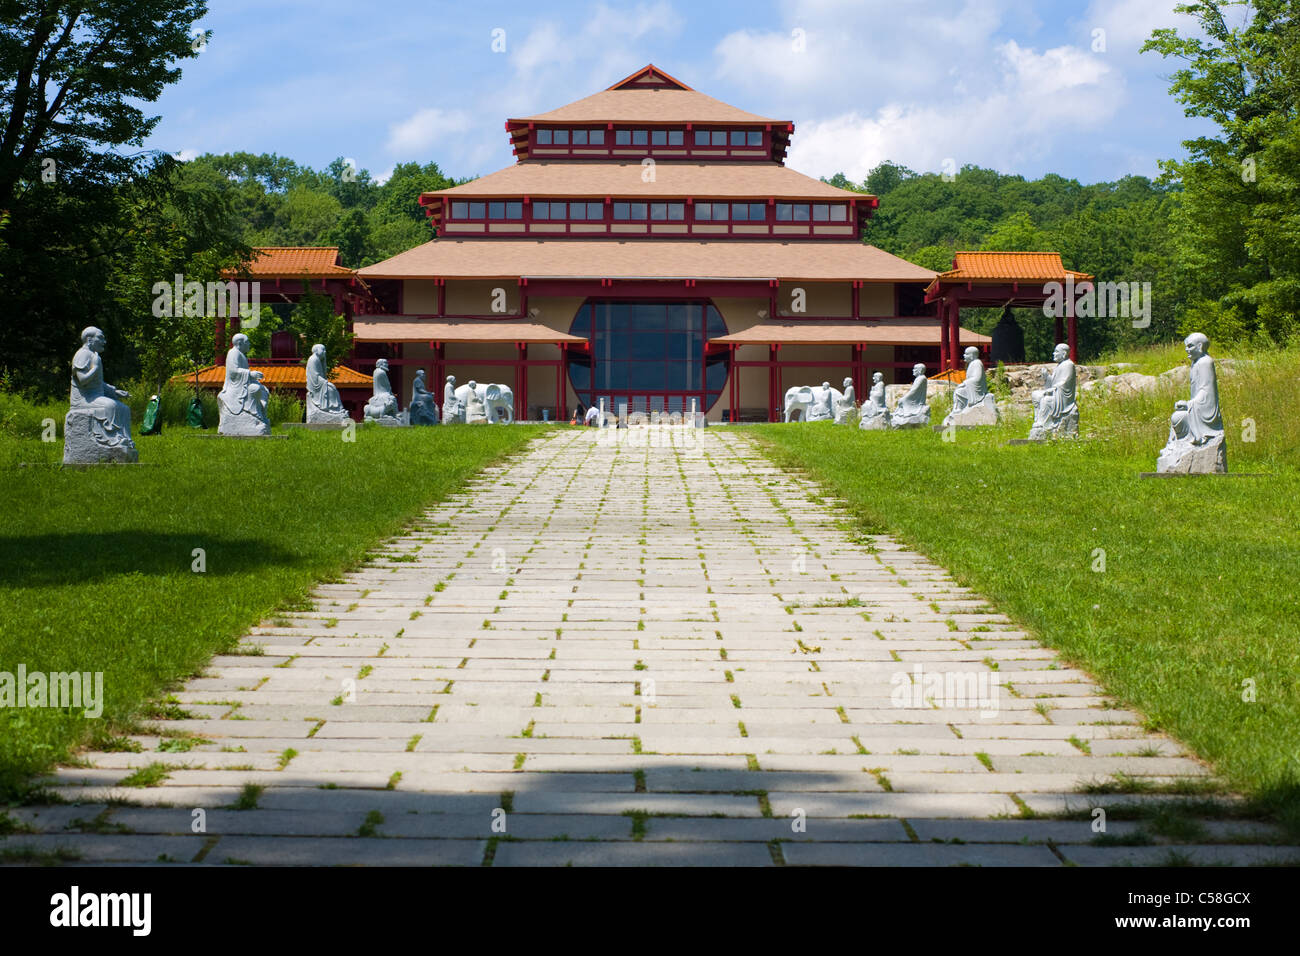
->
[0,0,1295,397]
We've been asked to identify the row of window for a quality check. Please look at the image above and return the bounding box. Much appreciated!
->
[532,128,765,148]
[447,200,855,224]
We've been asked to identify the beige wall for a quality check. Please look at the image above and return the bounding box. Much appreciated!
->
[393,280,901,421]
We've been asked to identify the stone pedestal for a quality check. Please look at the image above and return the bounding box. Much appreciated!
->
[858,408,890,430]
[1157,434,1227,474]
[63,408,138,464]
[944,394,999,427]
[890,405,930,428]
[408,403,438,426]
[307,406,351,426]
[219,406,271,437]
[1028,408,1078,441]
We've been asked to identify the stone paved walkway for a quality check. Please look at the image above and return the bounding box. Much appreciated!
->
[7,429,1293,866]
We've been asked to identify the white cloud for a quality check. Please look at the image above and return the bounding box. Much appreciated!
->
[385,108,474,155]
[1083,0,1192,51]
[785,39,1122,182]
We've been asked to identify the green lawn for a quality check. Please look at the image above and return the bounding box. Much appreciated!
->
[0,422,543,796]
[752,348,1300,831]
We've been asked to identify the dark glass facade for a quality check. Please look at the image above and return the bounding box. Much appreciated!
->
[567,300,729,413]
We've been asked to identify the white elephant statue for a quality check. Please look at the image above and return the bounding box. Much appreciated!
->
[453,380,514,424]
[784,382,843,422]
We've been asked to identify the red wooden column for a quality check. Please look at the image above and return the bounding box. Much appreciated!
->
[729,344,738,423]
[556,343,565,421]
[515,343,527,420]
[948,299,961,371]
[432,343,445,405]
[939,301,949,371]
[768,345,778,422]
[1067,297,1078,361]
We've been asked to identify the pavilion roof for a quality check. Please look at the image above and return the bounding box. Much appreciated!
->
[173,363,372,388]
[421,161,867,203]
[351,318,587,344]
[709,318,991,347]
[357,239,936,283]
[928,251,1093,288]
[226,247,356,279]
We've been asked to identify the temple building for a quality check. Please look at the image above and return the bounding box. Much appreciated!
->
[347,65,1011,422]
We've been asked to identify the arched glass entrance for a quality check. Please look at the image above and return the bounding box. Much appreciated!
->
[567,300,729,414]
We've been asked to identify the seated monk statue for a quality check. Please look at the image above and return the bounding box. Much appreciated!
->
[408,369,439,425]
[1178,332,1223,444]
[944,346,998,426]
[859,372,891,430]
[1028,343,1078,439]
[64,326,138,463]
[807,381,835,422]
[364,358,400,423]
[951,347,988,414]
[217,333,271,436]
[306,343,349,424]
[1157,332,1227,473]
[891,363,931,427]
[462,379,488,424]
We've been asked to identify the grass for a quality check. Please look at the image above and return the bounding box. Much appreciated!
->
[0,418,544,797]
[751,344,1300,833]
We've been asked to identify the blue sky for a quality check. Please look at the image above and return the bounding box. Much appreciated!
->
[145,0,1217,186]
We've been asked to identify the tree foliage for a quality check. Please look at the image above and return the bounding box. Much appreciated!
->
[833,162,1180,359]
[1144,0,1300,344]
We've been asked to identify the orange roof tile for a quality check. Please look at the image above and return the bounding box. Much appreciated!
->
[423,162,864,202]
[172,363,372,388]
[227,247,355,279]
[353,319,587,344]
[357,239,935,283]
[709,318,990,347]
[935,251,1093,283]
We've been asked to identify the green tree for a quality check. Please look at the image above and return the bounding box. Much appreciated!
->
[109,157,252,395]
[288,286,352,375]
[0,0,209,394]
[0,0,207,202]
[1144,0,1300,343]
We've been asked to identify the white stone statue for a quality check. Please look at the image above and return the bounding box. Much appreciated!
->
[217,333,271,437]
[858,372,891,430]
[63,326,138,464]
[806,381,836,422]
[783,385,814,422]
[452,380,515,424]
[890,363,931,427]
[1157,332,1226,473]
[783,383,844,422]
[408,369,439,426]
[834,377,857,424]
[441,375,461,424]
[305,344,350,424]
[1028,343,1078,440]
[364,358,403,426]
[944,346,999,427]
[462,380,488,424]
